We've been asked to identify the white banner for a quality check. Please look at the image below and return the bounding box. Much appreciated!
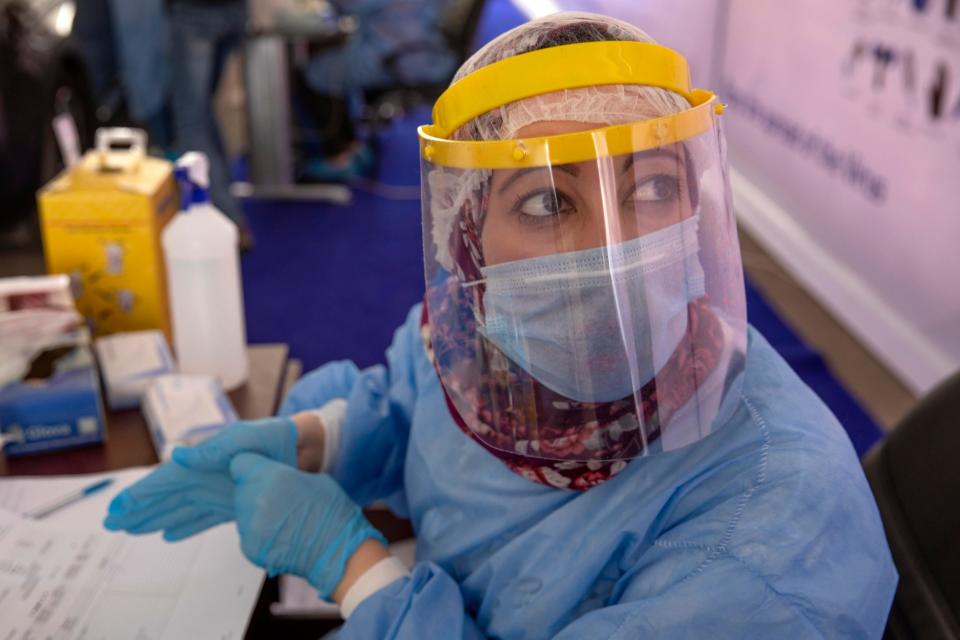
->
[717,0,960,392]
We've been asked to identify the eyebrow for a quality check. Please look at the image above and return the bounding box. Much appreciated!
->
[621,148,684,175]
[496,164,581,195]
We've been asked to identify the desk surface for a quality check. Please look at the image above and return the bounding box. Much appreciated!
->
[0,344,292,477]
[0,343,411,637]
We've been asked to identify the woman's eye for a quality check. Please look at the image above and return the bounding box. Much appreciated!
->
[630,175,680,202]
[515,190,574,218]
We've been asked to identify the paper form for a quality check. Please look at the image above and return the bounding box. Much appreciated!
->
[0,509,124,638]
[0,469,264,640]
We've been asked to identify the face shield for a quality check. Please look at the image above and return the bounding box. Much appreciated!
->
[418,41,747,468]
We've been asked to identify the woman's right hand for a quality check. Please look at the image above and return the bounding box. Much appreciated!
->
[172,414,326,473]
[103,415,327,542]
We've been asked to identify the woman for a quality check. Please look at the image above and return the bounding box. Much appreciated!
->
[105,13,897,638]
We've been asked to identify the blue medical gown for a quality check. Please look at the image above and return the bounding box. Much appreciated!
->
[280,305,897,639]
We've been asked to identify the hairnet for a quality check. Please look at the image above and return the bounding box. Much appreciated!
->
[451,12,691,141]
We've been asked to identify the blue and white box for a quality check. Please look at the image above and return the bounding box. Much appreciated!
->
[142,374,238,461]
[0,275,106,457]
[95,330,177,410]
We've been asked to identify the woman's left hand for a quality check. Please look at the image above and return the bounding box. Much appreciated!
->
[229,453,387,599]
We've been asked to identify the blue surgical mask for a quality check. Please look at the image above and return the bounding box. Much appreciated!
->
[477,216,705,403]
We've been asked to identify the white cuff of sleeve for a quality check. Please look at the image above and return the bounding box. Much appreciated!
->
[340,556,410,619]
[307,398,346,473]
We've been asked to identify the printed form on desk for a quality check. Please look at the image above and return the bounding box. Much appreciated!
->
[0,468,265,639]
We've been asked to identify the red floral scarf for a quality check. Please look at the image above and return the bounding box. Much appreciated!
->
[421,289,725,490]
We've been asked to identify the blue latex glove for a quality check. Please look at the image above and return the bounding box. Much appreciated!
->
[229,452,387,599]
[104,418,297,542]
[172,417,299,472]
[103,462,234,541]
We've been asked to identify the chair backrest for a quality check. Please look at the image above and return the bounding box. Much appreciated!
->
[864,369,960,639]
[438,0,488,63]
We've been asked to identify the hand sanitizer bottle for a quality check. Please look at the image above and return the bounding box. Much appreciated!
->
[162,152,248,390]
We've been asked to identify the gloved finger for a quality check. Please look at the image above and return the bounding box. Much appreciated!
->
[107,463,196,515]
[229,451,274,483]
[237,519,267,568]
[171,425,246,472]
[104,463,236,535]
[107,490,135,516]
[186,484,236,515]
[152,505,228,538]
[126,503,210,535]
[164,468,237,514]
[163,512,231,542]
[105,479,237,531]
[173,418,297,472]
[103,492,190,532]
[107,483,174,516]
[107,482,168,516]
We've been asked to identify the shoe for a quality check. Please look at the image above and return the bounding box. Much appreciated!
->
[238,223,255,253]
[300,143,374,183]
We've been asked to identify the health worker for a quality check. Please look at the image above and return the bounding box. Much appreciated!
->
[104,12,898,638]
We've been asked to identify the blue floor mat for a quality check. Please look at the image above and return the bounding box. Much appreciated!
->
[240,0,882,455]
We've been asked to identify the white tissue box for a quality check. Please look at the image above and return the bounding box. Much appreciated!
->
[142,374,238,461]
[95,331,176,410]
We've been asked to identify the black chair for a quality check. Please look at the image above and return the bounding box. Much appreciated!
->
[362,0,489,127]
[863,370,960,639]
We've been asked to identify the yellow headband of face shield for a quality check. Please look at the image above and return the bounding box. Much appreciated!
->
[419,41,725,170]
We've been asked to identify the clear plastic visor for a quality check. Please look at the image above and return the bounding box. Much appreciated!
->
[421,120,747,463]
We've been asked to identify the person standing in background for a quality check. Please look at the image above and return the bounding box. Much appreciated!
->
[300,0,458,180]
[72,0,171,146]
[168,0,253,248]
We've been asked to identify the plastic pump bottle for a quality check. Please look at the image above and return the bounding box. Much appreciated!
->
[163,152,248,390]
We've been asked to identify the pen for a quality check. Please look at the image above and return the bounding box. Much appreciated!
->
[24,478,115,520]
